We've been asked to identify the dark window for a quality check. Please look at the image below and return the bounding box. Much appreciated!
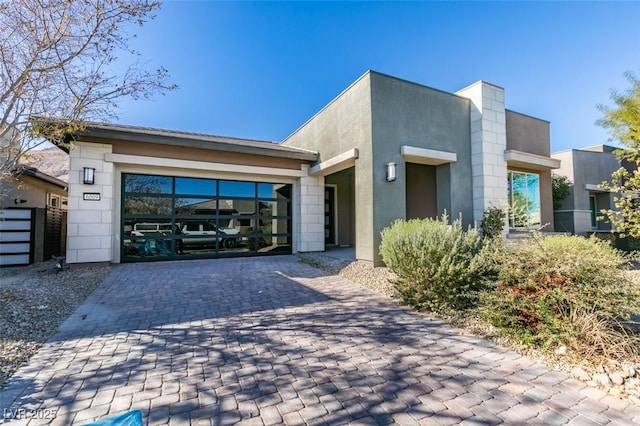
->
[121,173,292,262]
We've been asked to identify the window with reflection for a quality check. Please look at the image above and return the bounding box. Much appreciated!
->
[508,171,541,229]
[219,180,255,197]
[175,177,216,196]
[124,196,172,215]
[121,173,292,262]
[124,174,172,194]
[175,198,216,215]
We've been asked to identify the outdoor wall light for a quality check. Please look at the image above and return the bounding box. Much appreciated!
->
[14,197,27,204]
[83,167,95,185]
[386,162,397,182]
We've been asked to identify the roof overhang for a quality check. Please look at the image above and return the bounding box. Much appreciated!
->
[309,148,358,177]
[14,166,68,191]
[401,145,457,165]
[42,119,318,162]
[505,149,560,171]
[585,184,608,193]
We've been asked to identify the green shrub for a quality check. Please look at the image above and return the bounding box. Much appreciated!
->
[478,233,640,356]
[480,206,505,239]
[379,214,489,313]
[552,174,572,211]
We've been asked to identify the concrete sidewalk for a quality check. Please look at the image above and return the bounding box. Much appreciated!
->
[1,256,639,425]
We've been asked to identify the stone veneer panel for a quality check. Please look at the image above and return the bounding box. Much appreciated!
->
[67,142,114,263]
[456,82,509,227]
[296,165,325,253]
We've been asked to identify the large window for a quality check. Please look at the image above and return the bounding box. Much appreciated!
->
[121,173,292,262]
[508,171,541,229]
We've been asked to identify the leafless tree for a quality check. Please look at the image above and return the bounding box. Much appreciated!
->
[0,0,176,193]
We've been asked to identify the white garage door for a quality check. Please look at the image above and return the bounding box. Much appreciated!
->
[0,209,34,266]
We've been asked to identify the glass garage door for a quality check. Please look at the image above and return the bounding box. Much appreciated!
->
[121,173,292,262]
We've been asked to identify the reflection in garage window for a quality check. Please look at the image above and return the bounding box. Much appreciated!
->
[121,173,292,262]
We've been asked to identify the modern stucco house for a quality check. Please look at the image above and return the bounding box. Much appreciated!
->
[283,71,559,263]
[551,144,632,234]
[50,70,560,266]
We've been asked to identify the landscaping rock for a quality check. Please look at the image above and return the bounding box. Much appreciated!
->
[571,367,591,381]
[610,372,625,385]
[0,262,110,389]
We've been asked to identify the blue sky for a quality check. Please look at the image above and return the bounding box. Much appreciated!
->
[113,0,640,152]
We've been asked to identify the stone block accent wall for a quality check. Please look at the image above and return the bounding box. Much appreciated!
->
[456,82,509,225]
[296,165,325,252]
[67,142,114,263]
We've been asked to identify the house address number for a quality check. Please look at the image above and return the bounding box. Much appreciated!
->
[83,193,101,201]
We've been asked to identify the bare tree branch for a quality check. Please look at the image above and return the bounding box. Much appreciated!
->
[0,0,176,200]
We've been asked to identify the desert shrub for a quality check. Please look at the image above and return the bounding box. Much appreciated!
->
[566,307,640,360]
[480,206,505,239]
[478,233,640,357]
[379,214,490,313]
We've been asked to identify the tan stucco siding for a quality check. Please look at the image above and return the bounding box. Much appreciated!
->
[80,137,306,170]
[1,176,66,209]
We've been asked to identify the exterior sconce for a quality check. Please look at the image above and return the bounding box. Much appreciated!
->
[386,162,397,182]
[83,167,95,185]
[14,197,27,204]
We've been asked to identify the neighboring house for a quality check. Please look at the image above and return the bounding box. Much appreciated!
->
[46,70,560,266]
[551,145,632,234]
[0,158,69,266]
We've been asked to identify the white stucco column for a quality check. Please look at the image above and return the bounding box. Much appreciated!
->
[295,165,325,253]
[67,142,114,264]
[456,81,509,226]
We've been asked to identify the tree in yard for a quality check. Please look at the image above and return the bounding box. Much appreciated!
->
[0,0,176,194]
[598,71,640,238]
[551,174,571,211]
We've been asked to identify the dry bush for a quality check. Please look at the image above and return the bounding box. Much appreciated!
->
[565,307,640,361]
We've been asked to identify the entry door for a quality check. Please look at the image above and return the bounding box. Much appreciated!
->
[324,186,335,245]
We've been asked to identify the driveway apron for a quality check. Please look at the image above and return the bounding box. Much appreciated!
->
[1,256,639,425]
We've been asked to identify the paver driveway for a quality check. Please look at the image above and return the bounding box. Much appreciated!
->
[1,256,639,425]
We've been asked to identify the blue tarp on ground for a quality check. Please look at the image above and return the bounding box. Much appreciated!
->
[83,410,143,426]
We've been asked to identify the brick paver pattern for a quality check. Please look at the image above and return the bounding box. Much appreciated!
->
[1,256,639,425]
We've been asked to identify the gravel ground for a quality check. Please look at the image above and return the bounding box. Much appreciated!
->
[0,261,111,389]
[299,253,640,407]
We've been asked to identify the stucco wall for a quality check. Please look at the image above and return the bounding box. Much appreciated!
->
[506,110,551,157]
[1,179,48,208]
[369,73,474,263]
[283,72,374,262]
[551,147,623,233]
[107,139,303,170]
[571,150,620,211]
[284,71,476,264]
[0,175,66,209]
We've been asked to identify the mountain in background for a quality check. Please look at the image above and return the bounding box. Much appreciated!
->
[22,147,69,182]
